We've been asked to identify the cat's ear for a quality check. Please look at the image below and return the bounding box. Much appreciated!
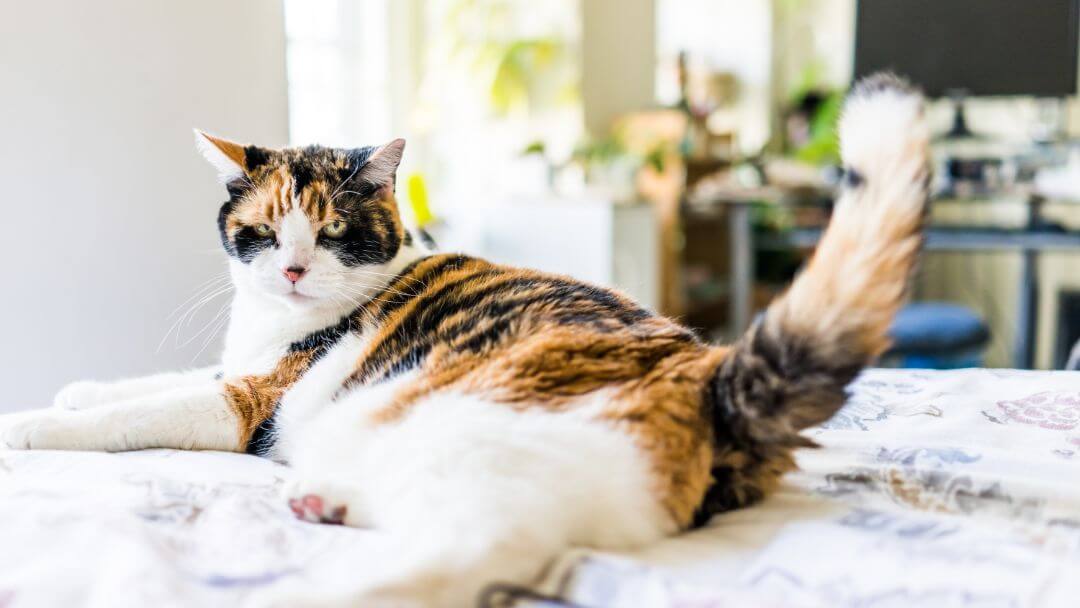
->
[357,138,406,189]
[194,130,269,182]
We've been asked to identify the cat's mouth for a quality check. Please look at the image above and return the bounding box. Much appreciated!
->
[283,290,317,304]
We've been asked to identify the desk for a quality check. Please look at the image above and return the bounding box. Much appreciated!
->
[719,195,1080,369]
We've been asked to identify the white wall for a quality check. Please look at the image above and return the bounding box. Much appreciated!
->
[0,0,288,410]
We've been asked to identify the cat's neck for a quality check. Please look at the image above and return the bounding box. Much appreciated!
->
[220,245,428,376]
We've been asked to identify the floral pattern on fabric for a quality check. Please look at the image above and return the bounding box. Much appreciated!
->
[525,369,1080,608]
[2,369,1080,608]
[995,391,1080,431]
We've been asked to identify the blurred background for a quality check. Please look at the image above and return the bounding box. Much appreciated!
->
[2,0,1079,409]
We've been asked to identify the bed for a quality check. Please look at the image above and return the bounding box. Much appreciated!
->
[1,369,1078,608]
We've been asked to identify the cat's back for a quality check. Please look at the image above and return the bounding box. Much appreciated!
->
[354,252,712,389]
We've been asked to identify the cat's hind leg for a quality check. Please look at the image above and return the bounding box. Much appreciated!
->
[265,391,675,607]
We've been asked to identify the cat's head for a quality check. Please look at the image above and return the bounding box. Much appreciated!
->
[196,132,411,309]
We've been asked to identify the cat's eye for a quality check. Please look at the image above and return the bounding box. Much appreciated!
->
[322,220,348,239]
[254,223,274,237]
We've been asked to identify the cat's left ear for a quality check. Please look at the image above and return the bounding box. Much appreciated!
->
[194,130,271,182]
[357,138,406,191]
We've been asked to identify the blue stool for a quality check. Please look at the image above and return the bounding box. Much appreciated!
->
[887,302,991,369]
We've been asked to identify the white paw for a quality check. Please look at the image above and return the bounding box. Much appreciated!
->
[53,381,108,411]
[0,411,76,450]
[283,478,369,528]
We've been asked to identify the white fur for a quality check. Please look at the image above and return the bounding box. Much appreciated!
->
[52,366,222,410]
[194,129,244,182]
[2,384,239,452]
[273,389,673,606]
[839,83,928,180]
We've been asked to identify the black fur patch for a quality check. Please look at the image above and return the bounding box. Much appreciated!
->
[317,217,400,267]
[232,226,275,263]
[289,158,315,194]
[245,309,362,457]
[244,146,271,170]
[245,417,278,457]
[842,167,864,188]
[289,312,360,359]
[217,201,237,257]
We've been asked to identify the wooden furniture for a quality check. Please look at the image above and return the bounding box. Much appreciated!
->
[703,188,1080,369]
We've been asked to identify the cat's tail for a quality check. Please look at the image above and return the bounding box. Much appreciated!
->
[711,74,929,451]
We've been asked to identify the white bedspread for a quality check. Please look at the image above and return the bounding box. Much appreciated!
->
[1,369,1078,608]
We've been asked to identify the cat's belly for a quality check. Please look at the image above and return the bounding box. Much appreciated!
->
[286,387,678,545]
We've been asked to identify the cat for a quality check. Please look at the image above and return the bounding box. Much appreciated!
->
[0,74,929,607]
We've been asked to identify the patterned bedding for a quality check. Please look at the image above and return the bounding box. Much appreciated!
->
[1,369,1078,608]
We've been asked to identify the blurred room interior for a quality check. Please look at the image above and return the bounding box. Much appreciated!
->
[3,0,1079,409]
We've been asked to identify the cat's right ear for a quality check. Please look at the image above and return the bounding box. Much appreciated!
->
[194,130,265,183]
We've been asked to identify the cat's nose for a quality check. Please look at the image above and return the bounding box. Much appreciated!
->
[283,266,307,283]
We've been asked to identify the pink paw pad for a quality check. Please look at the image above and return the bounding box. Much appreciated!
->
[288,494,347,525]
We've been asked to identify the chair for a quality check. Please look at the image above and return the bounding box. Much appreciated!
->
[887,302,991,369]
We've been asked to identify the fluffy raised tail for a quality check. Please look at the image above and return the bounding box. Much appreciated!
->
[699,74,930,519]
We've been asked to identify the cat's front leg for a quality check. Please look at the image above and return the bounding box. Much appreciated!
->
[53,366,223,411]
[1,383,241,452]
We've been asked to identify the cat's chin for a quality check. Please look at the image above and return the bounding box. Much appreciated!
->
[280,291,320,307]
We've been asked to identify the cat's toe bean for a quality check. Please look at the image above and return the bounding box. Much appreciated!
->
[288,494,346,524]
[283,479,363,526]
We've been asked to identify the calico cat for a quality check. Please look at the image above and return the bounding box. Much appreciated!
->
[0,75,929,606]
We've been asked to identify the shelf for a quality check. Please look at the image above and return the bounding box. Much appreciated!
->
[757,227,1080,252]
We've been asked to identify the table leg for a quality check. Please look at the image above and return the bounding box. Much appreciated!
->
[729,203,754,336]
[1014,194,1044,369]
[1013,248,1038,369]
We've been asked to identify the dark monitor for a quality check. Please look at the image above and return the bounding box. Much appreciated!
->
[854,0,1080,98]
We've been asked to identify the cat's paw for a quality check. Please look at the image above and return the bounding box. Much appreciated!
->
[53,381,108,411]
[283,478,369,528]
[288,493,347,525]
[0,412,75,450]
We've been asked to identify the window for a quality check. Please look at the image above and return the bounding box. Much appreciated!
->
[284,0,394,147]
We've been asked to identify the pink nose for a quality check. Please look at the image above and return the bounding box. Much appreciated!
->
[283,266,307,283]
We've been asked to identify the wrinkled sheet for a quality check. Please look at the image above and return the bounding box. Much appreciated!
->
[533,369,1080,608]
[0,369,1078,608]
